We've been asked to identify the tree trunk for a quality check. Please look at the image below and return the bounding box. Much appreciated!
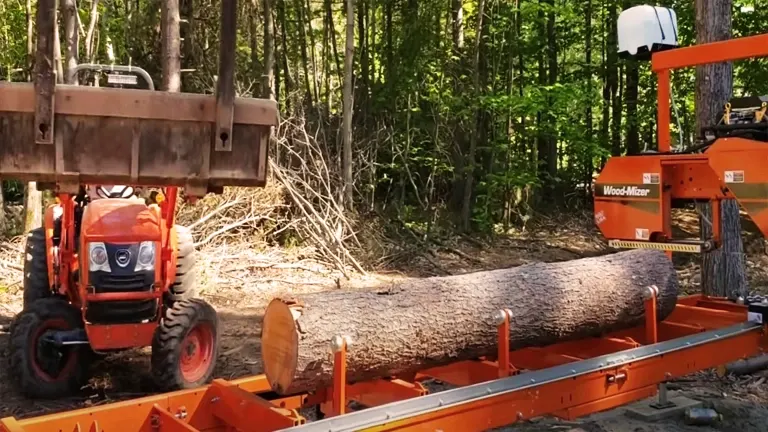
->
[625,59,639,154]
[53,0,64,84]
[699,200,747,298]
[295,0,313,106]
[261,249,679,395]
[161,0,182,92]
[23,182,43,232]
[181,0,196,91]
[451,0,463,51]
[460,0,486,232]
[263,0,275,100]
[85,0,100,61]
[62,0,78,85]
[26,0,34,80]
[0,183,5,237]
[694,0,746,299]
[341,0,355,209]
[584,0,593,185]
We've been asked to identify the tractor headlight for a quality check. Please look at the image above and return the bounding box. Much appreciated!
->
[135,241,156,271]
[89,242,111,272]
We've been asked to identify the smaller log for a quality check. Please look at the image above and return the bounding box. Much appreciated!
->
[717,354,768,377]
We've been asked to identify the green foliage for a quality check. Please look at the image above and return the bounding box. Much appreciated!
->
[0,0,764,234]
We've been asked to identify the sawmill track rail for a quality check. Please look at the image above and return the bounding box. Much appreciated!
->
[1,294,766,432]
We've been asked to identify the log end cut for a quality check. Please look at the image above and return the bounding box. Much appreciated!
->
[261,299,300,394]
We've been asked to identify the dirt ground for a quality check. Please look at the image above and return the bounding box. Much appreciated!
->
[2,209,768,430]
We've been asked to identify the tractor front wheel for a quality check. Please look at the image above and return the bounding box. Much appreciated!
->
[22,227,52,309]
[8,298,91,399]
[167,225,198,306]
[151,298,220,391]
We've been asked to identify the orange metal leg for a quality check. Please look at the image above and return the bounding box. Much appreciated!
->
[331,335,349,417]
[645,285,659,345]
[494,309,512,378]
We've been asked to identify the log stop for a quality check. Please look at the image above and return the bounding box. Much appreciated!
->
[261,249,679,395]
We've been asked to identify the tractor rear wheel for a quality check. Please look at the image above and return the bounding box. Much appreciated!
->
[151,298,220,391]
[22,227,52,309]
[167,225,197,305]
[8,298,91,399]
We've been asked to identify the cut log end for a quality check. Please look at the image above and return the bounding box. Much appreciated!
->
[261,299,300,393]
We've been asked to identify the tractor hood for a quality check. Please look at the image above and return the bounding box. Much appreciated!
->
[80,198,162,243]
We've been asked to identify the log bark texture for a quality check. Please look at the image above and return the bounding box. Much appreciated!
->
[261,249,679,395]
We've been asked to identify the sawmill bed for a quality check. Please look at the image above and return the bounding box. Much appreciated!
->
[1,294,765,432]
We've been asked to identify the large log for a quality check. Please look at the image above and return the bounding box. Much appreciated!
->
[261,249,679,395]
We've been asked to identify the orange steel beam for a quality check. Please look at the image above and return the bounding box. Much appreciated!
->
[651,33,768,72]
[328,323,766,432]
[650,33,768,152]
[2,296,764,432]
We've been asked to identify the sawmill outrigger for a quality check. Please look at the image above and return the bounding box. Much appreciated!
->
[3,3,768,432]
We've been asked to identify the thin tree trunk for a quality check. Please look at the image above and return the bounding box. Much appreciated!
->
[263,0,275,100]
[694,0,746,299]
[23,183,43,233]
[26,0,34,80]
[546,0,557,177]
[277,0,294,104]
[326,0,342,83]
[451,0,464,51]
[54,0,64,83]
[584,0,593,185]
[625,59,639,154]
[357,0,368,124]
[85,0,100,61]
[607,0,619,156]
[181,0,196,91]
[0,182,5,237]
[460,0,486,231]
[161,0,182,92]
[342,0,355,209]
[295,0,313,106]
[62,0,78,84]
[305,0,320,104]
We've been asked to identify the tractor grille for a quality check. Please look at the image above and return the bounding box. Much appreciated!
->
[91,273,153,293]
[87,271,157,325]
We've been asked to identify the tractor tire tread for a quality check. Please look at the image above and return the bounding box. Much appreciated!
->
[8,297,90,399]
[151,298,219,392]
[23,227,52,309]
[168,225,197,303]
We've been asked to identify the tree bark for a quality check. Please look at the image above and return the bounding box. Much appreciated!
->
[23,182,43,232]
[62,0,78,85]
[53,0,64,84]
[26,0,34,80]
[341,0,355,209]
[694,0,746,299]
[161,0,182,92]
[263,0,275,100]
[261,249,679,395]
[85,0,100,61]
[460,0,486,232]
[0,183,5,237]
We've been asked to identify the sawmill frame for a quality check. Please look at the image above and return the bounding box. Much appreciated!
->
[1,294,766,431]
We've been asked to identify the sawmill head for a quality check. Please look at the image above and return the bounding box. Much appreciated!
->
[702,95,768,142]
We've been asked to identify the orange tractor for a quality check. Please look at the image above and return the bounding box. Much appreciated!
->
[0,0,277,399]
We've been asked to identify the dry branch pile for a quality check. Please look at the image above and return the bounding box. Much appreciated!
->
[171,114,370,278]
